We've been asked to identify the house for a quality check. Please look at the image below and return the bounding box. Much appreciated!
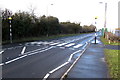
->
[115,28,120,37]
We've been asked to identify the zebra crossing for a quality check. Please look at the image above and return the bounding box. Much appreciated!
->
[25,40,84,50]
[24,34,94,50]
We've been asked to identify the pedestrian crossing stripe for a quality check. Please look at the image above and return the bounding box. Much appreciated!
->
[73,44,83,48]
[65,43,75,47]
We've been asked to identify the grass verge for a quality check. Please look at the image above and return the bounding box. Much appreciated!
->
[101,36,120,45]
[104,49,119,79]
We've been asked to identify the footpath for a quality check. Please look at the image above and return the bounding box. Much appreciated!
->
[66,37,109,78]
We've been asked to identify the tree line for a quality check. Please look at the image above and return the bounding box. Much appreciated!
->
[2,9,96,41]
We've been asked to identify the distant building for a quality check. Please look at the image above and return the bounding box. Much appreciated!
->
[115,28,120,37]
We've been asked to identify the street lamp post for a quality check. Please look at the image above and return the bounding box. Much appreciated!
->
[46,4,53,37]
[8,17,12,43]
[46,4,53,16]
[99,2,107,37]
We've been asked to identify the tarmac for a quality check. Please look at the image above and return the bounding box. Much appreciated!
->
[66,37,109,78]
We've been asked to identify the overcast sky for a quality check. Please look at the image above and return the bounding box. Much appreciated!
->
[0,0,119,31]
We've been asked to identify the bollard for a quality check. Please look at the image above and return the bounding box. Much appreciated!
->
[95,36,97,44]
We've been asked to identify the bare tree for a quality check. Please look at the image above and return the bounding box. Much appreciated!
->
[28,4,36,16]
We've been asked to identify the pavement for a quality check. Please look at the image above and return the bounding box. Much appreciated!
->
[66,37,109,78]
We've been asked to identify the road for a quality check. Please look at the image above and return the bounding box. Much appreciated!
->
[1,32,100,79]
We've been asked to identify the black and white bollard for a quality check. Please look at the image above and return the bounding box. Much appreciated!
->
[94,33,97,44]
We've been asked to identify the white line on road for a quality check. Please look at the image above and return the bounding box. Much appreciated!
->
[43,73,50,80]
[5,55,27,64]
[65,43,75,47]
[0,50,4,55]
[57,43,68,47]
[50,42,59,46]
[68,50,82,62]
[28,46,55,56]
[73,44,83,48]
[61,43,89,80]
[3,46,54,66]
[0,63,4,66]
[49,62,69,74]
[21,47,26,55]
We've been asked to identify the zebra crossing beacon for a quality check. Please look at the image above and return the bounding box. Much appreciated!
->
[94,16,98,44]
[8,17,12,43]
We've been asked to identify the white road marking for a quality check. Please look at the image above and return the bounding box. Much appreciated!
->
[60,47,65,49]
[43,73,50,80]
[65,43,75,47]
[57,43,68,47]
[21,47,26,55]
[0,50,4,55]
[43,38,91,79]
[50,42,59,45]
[37,42,43,45]
[42,42,49,45]
[4,46,54,65]
[25,46,48,55]
[5,55,27,64]
[31,42,38,44]
[0,63,4,66]
[49,62,69,74]
[61,44,89,79]
[68,50,82,62]
[27,46,55,56]
[73,44,83,48]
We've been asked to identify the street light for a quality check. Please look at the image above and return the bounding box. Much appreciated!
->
[8,16,12,43]
[46,4,53,16]
[99,2,107,37]
[46,3,53,37]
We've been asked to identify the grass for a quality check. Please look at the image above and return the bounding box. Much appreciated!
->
[104,49,119,79]
[100,36,120,45]
[101,36,120,79]
[2,33,87,45]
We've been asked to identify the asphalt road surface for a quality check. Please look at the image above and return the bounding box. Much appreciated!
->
[1,32,100,79]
